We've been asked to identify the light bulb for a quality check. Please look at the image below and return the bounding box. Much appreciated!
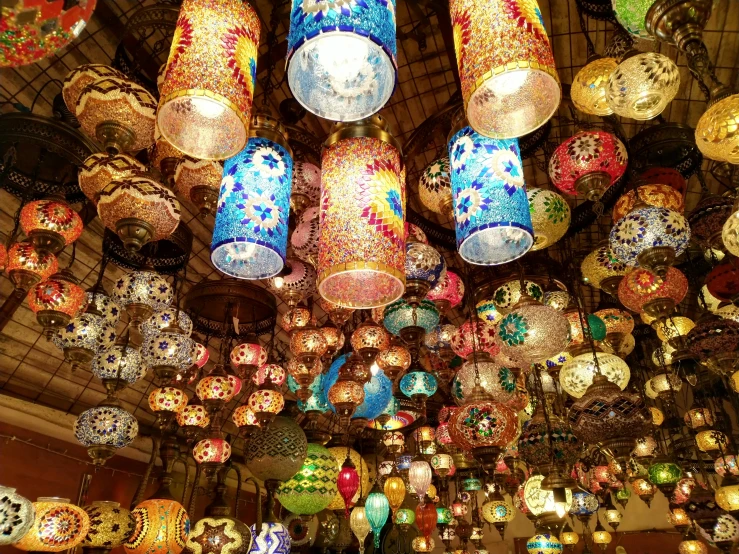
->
[316,35,370,82]
[191,96,227,119]
[488,70,528,95]
[273,276,285,289]
[370,362,379,376]
[555,501,567,519]
[224,242,257,262]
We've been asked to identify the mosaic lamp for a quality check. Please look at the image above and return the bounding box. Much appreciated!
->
[78,153,145,207]
[618,267,688,318]
[383,299,440,346]
[289,161,321,216]
[522,475,573,518]
[447,120,533,265]
[92,342,145,391]
[449,401,518,472]
[247,387,285,427]
[6,242,58,295]
[350,506,372,554]
[571,57,619,116]
[148,387,188,427]
[383,474,406,515]
[549,130,627,201]
[20,199,83,256]
[275,442,339,516]
[351,319,391,365]
[177,404,210,436]
[74,397,139,465]
[580,244,629,295]
[419,157,453,217]
[612,185,684,222]
[606,52,680,120]
[449,0,559,138]
[28,271,87,338]
[62,64,126,113]
[679,532,709,554]
[291,206,320,269]
[591,520,612,551]
[400,371,438,406]
[526,187,571,250]
[365,484,390,548]
[76,77,157,155]
[427,270,464,316]
[52,305,117,371]
[327,364,365,425]
[124,498,189,554]
[98,176,181,253]
[285,0,397,121]
[0,1,96,68]
[267,258,317,307]
[525,533,563,554]
[404,241,447,305]
[559,522,579,549]
[0,486,34,546]
[287,358,322,401]
[211,113,293,279]
[81,500,136,554]
[375,341,412,381]
[14,497,90,552]
[318,117,405,308]
[560,351,630,399]
[609,205,690,276]
[612,0,656,39]
[337,454,361,517]
[291,325,328,367]
[230,339,268,376]
[143,323,196,381]
[111,270,173,328]
[158,0,259,160]
[696,94,739,163]
[174,158,223,217]
[232,405,259,438]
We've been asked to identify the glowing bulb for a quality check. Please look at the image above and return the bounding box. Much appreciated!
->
[316,35,371,82]
[191,96,227,119]
[273,276,285,289]
[489,71,528,95]
[370,362,379,376]
[555,501,567,519]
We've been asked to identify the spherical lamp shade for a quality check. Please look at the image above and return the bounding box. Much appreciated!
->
[74,404,139,465]
[230,342,268,374]
[449,0,559,138]
[405,242,447,301]
[92,344,145,386]
[365,488,389,548]
[20,200,83,255]
[148,387,188,413]
[427,270,464,313]
[496,301,571,366]
[571,57,619,116]
[696,94,739,163]
[618,267,688,316]
[177,404,210,430]
[187,516,252,554]
[570,490,599,517]
[679,538,709,554]
[581,245,629,293]
[318,122,405,308]
[15,498,90,552]
[527,187,570,250]
[244,416,307,483]
[81,501,135,551]
[174,158,223,216]
[276,443,339,516]
[0,1,96,68]
[211,132,293,279]
[80,152,147,207]
[248,522,290,554]
[400,371,438,400]
[322,353,393,421]
[450,319,498,359]
[141,309,193,339]
[526,533,563,554]
[455,358,517,404]
[419,157,453,216]
[111,270,173,314]
[613,185,684,223]
[143,329,196,377]
[6,242,59,292]
[267,258,317,308]
[449,401,518,452]
[560,351,630,399]
[63,64,126,112]
[28,273,87,336]
[383,300,440,336]
[158,0,259,160]
[285,0,397,122]
[124,499,189,554]
[52,312,117,371]
[714,455,737,478]
[549,131,627,201]
[448,127,533,264]
[0,486,34,546]
[192,437,232,466]
[606,53,680,120]
[519,416,579,467]
[612,0,656,39]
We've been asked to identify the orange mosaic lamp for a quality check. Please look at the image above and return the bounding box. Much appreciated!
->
[28,271,87,338]
[6,242,58,292]
[318,117,405,308]
[157,0,260,160]
[174,157,223,216]
[618,267,688,319]
[14,497,90,552]
[97,176,181,252]
[449,0,560,139]
[78,153,146,206]
[62,64,126,113]
[612,185,684,222]
[20,199,83,255]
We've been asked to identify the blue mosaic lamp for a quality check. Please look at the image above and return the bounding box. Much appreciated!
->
[400,370,437,402]
[211,114,293,279]
[289,373,330,414]
[404,241,446,305]
[383,299,440,336]
[322,353,393,421]
[569,490,599,518]
[286,0,397,121]
[447,117,533,265]
[74,400,139,465]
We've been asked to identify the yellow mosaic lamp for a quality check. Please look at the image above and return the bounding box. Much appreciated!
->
[695,93,739,163]
[15,497,90,552]
[571,57,619,116]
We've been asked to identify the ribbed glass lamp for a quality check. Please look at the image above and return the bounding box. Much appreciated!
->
[365,485,390,548]
[448,0,559,138]
[606,52,680,120]
[318,117,405,308]
[286,0,397,122]
[448,121,533,264]
[158,0,259,160]
[211,114,293,279]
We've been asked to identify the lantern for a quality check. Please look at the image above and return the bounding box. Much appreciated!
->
[124,499,189,554]
[14,497,90,552]
[81,501,135,554]
[0,1,96,68]
[63,64,126,111]
[232,405,259,437]
[408,461,432,503]
[28,271,87,337]
[448,0,559,138]
[581,244,629,295]
[74,401,139,465]
[571,57,619,116]
[612,0,655,39]
[285,0,397,122]
[591,521,612,550]
[158,0,259,160]
[618,267,688,318]
[526,188,571,250]
[291,206,320,269]
[606,52,680,120]
[244,416,307,483]
[523,475,573,517]
[365,485,390,548]
[350,507,372,554]
[447,123,533,265]
[247,388,284,426]
[52,309,117,371]
[20,199,83,256]
[526,533,563,554]
[193,436,232,467]
[276,443,339,516]
[249,523,290,554]
[613,185,684,222]
[696,94,739,163]
[80,153,146,207]
[400,371,438,403]
[0,487,34,546]
[211,114,293,279]
[111,270,173,326]
[318,117,405,308]
[174,158,223,216]
[559,351,631,399]
[330,448,368,514]
[455,356,517,404]
[419,157,453,216]
[383,299,440,338]
[149,387,188,414]
[230,341,268,375]
[549,131,627,201]
[383,475,406,514]
[267,258,317,307]
[177,404,210,431]
[427,270,464,315]
[450,319,498,359]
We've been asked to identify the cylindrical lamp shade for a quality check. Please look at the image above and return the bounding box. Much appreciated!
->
[449,0,559,138]
[695,94,739,163]
[286,0,397,122]
[448,126,532,264]
[211,127,293,279]
[158,0,260,160]
[318,121,405,308]
[14,498,90,551]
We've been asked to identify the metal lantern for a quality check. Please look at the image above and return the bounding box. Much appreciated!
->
[158,0,260,160]
[285,0,397,122]
[76,77,157,154]
[448,121,533,265]
[211,114,293,279]
[318,117,405,308]
[448,0,559,138]
[20,199,83,256]
[98,176,181,252]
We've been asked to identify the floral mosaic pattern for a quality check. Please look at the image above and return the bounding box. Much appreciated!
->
[610,206,690,266]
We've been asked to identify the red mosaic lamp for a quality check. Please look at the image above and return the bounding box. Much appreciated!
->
[20,199,83,256]
[28,270,87,338]
[618,267,688,318]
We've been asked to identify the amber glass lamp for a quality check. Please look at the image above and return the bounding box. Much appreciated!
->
[20,199,83,256]
[62,65,126,112]
[606,52,680,120]
[287,357,322,402]
[581,244,629,295]
[7,241,58,293]
[247,388,285,427]
[351,319,391,366]
[571,57,619,116]
[618,267,688,318]
[232,405,260,438]
[76,77,157,154]
[695,93,739,163]
[158,0,260,160]
[14,497,90,552]
[291,325,328,368]
[79,153,146,206]
[328,364,365,426]
[591,520,612,551]
[28,271,87,338]
[81,500,136,554]
[98,176,181,252]
[125,498,190,554]
[174,158,223,217]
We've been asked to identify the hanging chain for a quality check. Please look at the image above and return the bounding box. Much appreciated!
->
[260,0,284,108]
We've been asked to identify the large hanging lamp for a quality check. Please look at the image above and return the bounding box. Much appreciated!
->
[285,0,397,122]
[448,0,560,138]
[447,116,533,265]
[20,199,83,256]
[79,153,146,206]
[157,0,260,160]
[317,116,405,308]
[211,113,293,280]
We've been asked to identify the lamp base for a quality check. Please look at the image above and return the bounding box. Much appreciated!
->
[637,246,675,278]
[159,157,179,188]
[37,310,71,339]
[96,120,136,156]
[289,192,311,217]
[28,229,65,256]
[115,218,155,253]
[403,279,431,307]
[125,303,154,329]
[600,275,623,297]
[191,185,218,217]
[642,297,675,319]
[471,446,502,473]
[64,346,94,371]
[575,171,611,202]
[645,0,714,49]
[87,445,117,466]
